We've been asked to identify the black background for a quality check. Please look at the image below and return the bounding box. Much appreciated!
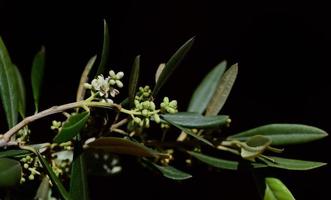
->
[0,1,330,199]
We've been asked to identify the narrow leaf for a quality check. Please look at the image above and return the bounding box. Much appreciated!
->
[35,176,50,200]
[96,19,110,75]
[0,149,30,158]
[161,112,229,128]
[128,55,140,107]
[53,112,90,143]
[188,61,227,114]
[188,151,266,170]
[0,158,22,187]
[264,177,295,200]
[70,153,89,200]
[76,55,97,101]
[85,137,160,158]
[205,63,238,116]
[31,46,46,113]
[12,64,26,118]
[152,37,195,97]
[0,36,18,128]
[259,156,326,171]
[188,151,239,170]
[228,124,328,146]
[152,163,192,180]
[35,150,71,200]
[155,63,165,83]
[161,116,213,146]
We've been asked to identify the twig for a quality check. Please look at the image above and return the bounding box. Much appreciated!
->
[111,118,129,131]
[0,101,120,148]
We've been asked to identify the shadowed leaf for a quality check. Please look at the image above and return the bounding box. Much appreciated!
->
[12,64,26,118]
[0,158,22,187]
[35,150,71,200]
[152,163,192,180]
[188,61,227,114]
[85,137,162,158]
[31,46,46,113]
[152,37,195,97]
[96,19,109,75]
[76,55,97,101]
[0,36,18,128]
[128,55,140,107]
[161,116,213,146]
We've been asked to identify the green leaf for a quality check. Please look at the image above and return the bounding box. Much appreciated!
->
[96,19,110,75]
[76,55,97,101]
[241,135,272,161]
[188,151,266,170]
[161,112,229,129]
[70,153,89,200]
[0,149,30,158]
[228,124,328,146]
[188,151,239,170]
[205,63,238,116]
[259,156,326,171]
[85,137,161,158]
[188,61,227,114]
[35,150,71,200]
[31,46,46,113]
[152,163,192,180]
[53,112,90,143]
[128,55,140,107]
[0,36,18,128]
[264,177,295,200]
[12,64,26,118]
[0,158,22,187]
[152,37,195,97]
[161,116,213,146]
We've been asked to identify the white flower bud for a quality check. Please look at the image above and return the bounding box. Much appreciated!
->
[109,70,116,77]
[115,80,123,88]
[116,71,124,79]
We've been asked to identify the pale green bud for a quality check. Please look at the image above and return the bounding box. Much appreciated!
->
[149,102,156,110]
[28,174,34,180]
[145,118,150,128]
[134,117,141,124]
[109,79,116,85]
[163,97,169,103]
[153,114,161,123]
[23,163,29,169]
[142,109,148,117]
[169,100,177,108]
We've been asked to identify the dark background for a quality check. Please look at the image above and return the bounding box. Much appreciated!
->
[0,0,330,199]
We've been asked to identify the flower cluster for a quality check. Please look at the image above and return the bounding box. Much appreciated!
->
[84,70,124,103]
[129,86,178,129]
[20,155,41,183]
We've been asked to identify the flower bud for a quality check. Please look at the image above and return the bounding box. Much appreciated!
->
[116,80,123,88]
[153,114,161,123]
[109,70,116,77]
[116,71,124,79]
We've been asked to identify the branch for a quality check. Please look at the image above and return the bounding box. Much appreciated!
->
[0,101,121,148]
